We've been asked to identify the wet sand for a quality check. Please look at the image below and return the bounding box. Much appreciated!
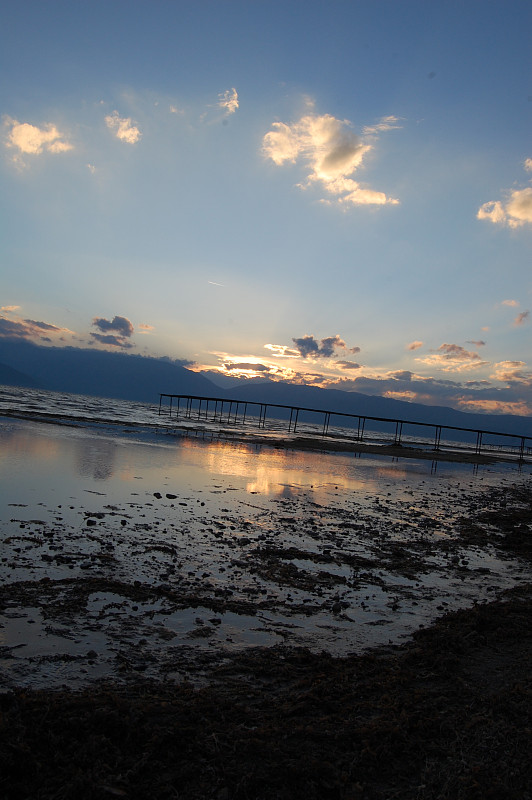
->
[1,418,531,797]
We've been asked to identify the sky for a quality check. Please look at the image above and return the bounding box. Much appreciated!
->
[1,0,531,415]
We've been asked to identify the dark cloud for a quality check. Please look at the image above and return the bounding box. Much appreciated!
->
[437,343,480,360]
[467,340,486,347]
[0,317,66,340]
[0,318,32,338]
[337,360,361,370]
[91,333,133,349]
[514,310,530,326]
[292,334,355,359]
[92,316,134,338]
[224,362,270,372]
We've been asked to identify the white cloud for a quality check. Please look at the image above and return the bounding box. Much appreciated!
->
[477,160,532,228]
[501,299,519,307]
[218,88,239,115]
[105,111,142,144]
[262,110,399,207]
[363,115,402,135]
[4,117,72,163]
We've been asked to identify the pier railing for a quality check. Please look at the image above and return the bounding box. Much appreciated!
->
[158,393,532,462]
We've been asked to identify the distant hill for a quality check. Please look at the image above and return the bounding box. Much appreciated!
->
[0,340,530,440]
[218,379,532,439]
[0,361,42,389]
[0,340,216,403]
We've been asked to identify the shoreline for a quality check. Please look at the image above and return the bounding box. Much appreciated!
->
[1,407,528,466]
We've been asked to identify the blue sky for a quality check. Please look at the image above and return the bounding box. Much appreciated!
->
[1,0,531,414]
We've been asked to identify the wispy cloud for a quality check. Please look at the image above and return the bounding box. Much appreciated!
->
[501,299,519,307]
[416,343,489,373]
[105,111,142,144]
[491,360,532,385]
[218,88,239,116]
[362,115,402,135]
[514,310,530,326]
[0,305,20,313]
[262,107,400,207]
[0,315,73,341]
[406,340,423,351]
[4,117,73,165]
[264,343,300,358]
[477,159,532,228]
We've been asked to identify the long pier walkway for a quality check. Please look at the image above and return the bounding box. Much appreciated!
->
[159,393,532,463]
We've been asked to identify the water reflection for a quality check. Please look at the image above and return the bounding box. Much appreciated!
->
[180,437,377,498]
[75,438,117,481]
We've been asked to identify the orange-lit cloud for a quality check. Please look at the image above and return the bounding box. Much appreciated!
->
[0,315,74,341]
[406,340,423,351]
[491,361,532,385]
[264,343,301,358]
[514,310,529,326]
[458,398,532,416]
[416,343,489,373]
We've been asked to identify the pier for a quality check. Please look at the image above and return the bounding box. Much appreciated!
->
[159,393,532,463]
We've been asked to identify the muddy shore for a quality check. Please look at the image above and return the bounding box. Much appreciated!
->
[0,421,531,799]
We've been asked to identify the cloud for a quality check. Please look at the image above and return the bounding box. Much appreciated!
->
[105,111,142,144]
[491,361,532,385]
[0,315,73,341]
[218,88,239,115]
[458,398,531,416]
[91,333,134,349]
[263,110,399,207]
[336,360,361,370]
[502,299,519,307]
[4,117,72,164]
[467,340,486,347]
[292,334,356,359]
[92,315,134,337]
[406,340,423,351]
[362,115,403,135]
[415,343,489,373]
[264,343,300,358]
[91,315,134,348]
[514,310,530,326]
[224,362,269,372]
[0,305,20,313]
[477,160,532,228]
[138,324,155,334]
